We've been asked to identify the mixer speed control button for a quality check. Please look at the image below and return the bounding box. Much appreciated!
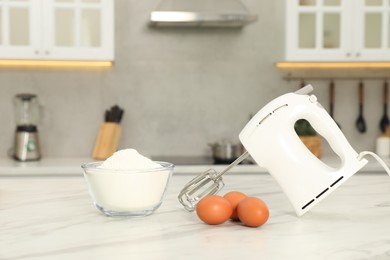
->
[309,95,317,103]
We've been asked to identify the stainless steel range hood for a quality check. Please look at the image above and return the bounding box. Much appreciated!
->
[150,0,258,28]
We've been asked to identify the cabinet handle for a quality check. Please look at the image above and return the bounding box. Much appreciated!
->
[45,50,50,55]
[346,52,351,57]
[35,50,39,55]
[356,52,361,57]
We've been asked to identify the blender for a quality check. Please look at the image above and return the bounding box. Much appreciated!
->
[13,93,41,161]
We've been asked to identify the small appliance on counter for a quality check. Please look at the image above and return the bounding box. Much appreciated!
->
[13,93,41,161]
[179,85,390,216]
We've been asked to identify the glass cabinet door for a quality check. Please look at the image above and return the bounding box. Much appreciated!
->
[354,0,390,60]
[298,0,341,49]
[0,0,113,61]
[286,0,351,61]
[43,0,113,60]
[0,0,40,58]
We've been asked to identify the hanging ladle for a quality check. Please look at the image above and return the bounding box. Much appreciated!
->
[329,80,341,128]
[356,80,367,133]
[379,80,389,133]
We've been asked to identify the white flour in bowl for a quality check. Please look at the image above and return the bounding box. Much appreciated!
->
[98,149,160,170]
[83,149,173,216]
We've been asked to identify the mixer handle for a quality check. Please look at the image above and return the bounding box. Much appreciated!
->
[301,95,358,161]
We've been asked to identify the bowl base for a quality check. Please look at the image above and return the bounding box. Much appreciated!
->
[94,202,163,218]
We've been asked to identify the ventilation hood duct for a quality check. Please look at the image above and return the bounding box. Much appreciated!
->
[149,0,258,28]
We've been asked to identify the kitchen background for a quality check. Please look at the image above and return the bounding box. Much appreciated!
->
[0,1,386,159]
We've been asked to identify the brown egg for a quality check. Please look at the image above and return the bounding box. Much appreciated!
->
[196,195,233,225]
[237,197,269,227]
[223,191,247,221]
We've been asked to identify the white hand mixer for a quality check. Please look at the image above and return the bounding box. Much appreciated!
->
[178,85,390,216]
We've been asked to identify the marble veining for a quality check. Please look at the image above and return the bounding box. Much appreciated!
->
[1,172,390,260]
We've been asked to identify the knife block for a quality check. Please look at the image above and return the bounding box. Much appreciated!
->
[92,122,121,160]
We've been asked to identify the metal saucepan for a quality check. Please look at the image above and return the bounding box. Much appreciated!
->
[209,140,244,164]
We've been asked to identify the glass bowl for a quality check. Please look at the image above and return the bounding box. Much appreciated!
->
[81,161,174,217]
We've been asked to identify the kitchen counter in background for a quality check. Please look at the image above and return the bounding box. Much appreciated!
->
[1,172,390,259]
[0,156,389,176]
[0,157,261,176]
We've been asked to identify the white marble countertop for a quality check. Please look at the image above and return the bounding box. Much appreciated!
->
[1,172,390,259]
[0,156,389,176]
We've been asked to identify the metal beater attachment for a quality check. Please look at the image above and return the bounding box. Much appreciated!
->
[178,151,249,211]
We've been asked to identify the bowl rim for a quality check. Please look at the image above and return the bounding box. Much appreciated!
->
[81,161,175,174]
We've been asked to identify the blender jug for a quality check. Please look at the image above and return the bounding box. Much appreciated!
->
[13,93,41,161]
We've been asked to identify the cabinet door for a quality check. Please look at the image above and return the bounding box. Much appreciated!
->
[0,0,40,59]
[42,0,113,61]
[286,0,352,61]
[354,0,390,61]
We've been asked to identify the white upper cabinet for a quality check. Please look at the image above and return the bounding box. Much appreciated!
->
[0,0,113,61]
[286,0,390,61]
